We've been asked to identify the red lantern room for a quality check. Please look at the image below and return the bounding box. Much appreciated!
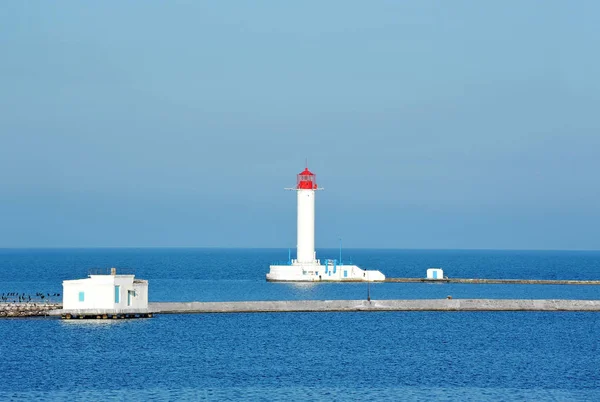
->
[297,168,318,190]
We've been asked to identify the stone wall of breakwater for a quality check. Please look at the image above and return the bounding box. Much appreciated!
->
[148,299,600,313]
[384,278,600,285]
[0,303,62,317]
[4,299,600,318]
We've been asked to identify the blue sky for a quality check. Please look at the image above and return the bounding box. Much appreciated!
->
[1,1,599,249]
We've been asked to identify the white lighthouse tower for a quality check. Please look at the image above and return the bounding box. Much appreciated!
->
[295,167,319,264]
[267,166,385,282]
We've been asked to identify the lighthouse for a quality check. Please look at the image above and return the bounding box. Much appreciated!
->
[267,166,385,282]
[295,168,318,263]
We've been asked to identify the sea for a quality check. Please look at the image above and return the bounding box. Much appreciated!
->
[0,248,599,401]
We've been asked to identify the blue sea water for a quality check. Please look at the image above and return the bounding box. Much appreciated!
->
[1,248,599,400]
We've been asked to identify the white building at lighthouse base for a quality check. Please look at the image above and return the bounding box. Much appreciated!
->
[267,259,385,282]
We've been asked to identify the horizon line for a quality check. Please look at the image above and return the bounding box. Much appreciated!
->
[0,246,599,252]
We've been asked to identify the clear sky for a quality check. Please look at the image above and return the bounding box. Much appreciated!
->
[1,1,599,249]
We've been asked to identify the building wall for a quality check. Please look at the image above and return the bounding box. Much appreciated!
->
[63,278,115,310]
[63,275,148,310]
[63,279,91,310]
[267,264,385,282]
[427,269,444,279]
[94,275,123,309]
[113,275,133,308]
[131,281,149,308]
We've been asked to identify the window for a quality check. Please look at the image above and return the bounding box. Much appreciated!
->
[115,285,120,303]
[78,292,85,302]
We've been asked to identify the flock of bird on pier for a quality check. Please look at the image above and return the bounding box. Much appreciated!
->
[1,292,60,303]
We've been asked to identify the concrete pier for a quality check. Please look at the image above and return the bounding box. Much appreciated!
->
[4,299,600,317]
[384,278,600,285]
[148,299,600,313]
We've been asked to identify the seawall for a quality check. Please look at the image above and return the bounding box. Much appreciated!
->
[385,278,600,285]
[148,299,600,313]
[4,299,600,318]
[0,303,61,317]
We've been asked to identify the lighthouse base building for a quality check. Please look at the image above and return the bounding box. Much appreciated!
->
[267,260,385,282]
[267,167,385,282]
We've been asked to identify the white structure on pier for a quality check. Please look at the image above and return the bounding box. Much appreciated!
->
[267,166,385,282]
[62,268,148,311]
[427,268,444,280]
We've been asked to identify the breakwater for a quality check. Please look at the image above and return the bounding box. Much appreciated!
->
[148,299,600,313]
[385,278,600,285]
[4,299,600,318]
[0,302,61,317]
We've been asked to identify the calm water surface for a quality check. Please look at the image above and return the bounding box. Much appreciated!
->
[1,248,599,400]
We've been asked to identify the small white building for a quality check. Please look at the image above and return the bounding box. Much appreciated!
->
[426,268,444,280]
[62,268,148,312]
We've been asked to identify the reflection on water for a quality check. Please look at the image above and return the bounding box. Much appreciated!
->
[286,282,319,290]
[59,318,151,327]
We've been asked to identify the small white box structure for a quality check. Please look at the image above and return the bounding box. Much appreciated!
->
[426,268,444,280]
[62,268,148,312]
